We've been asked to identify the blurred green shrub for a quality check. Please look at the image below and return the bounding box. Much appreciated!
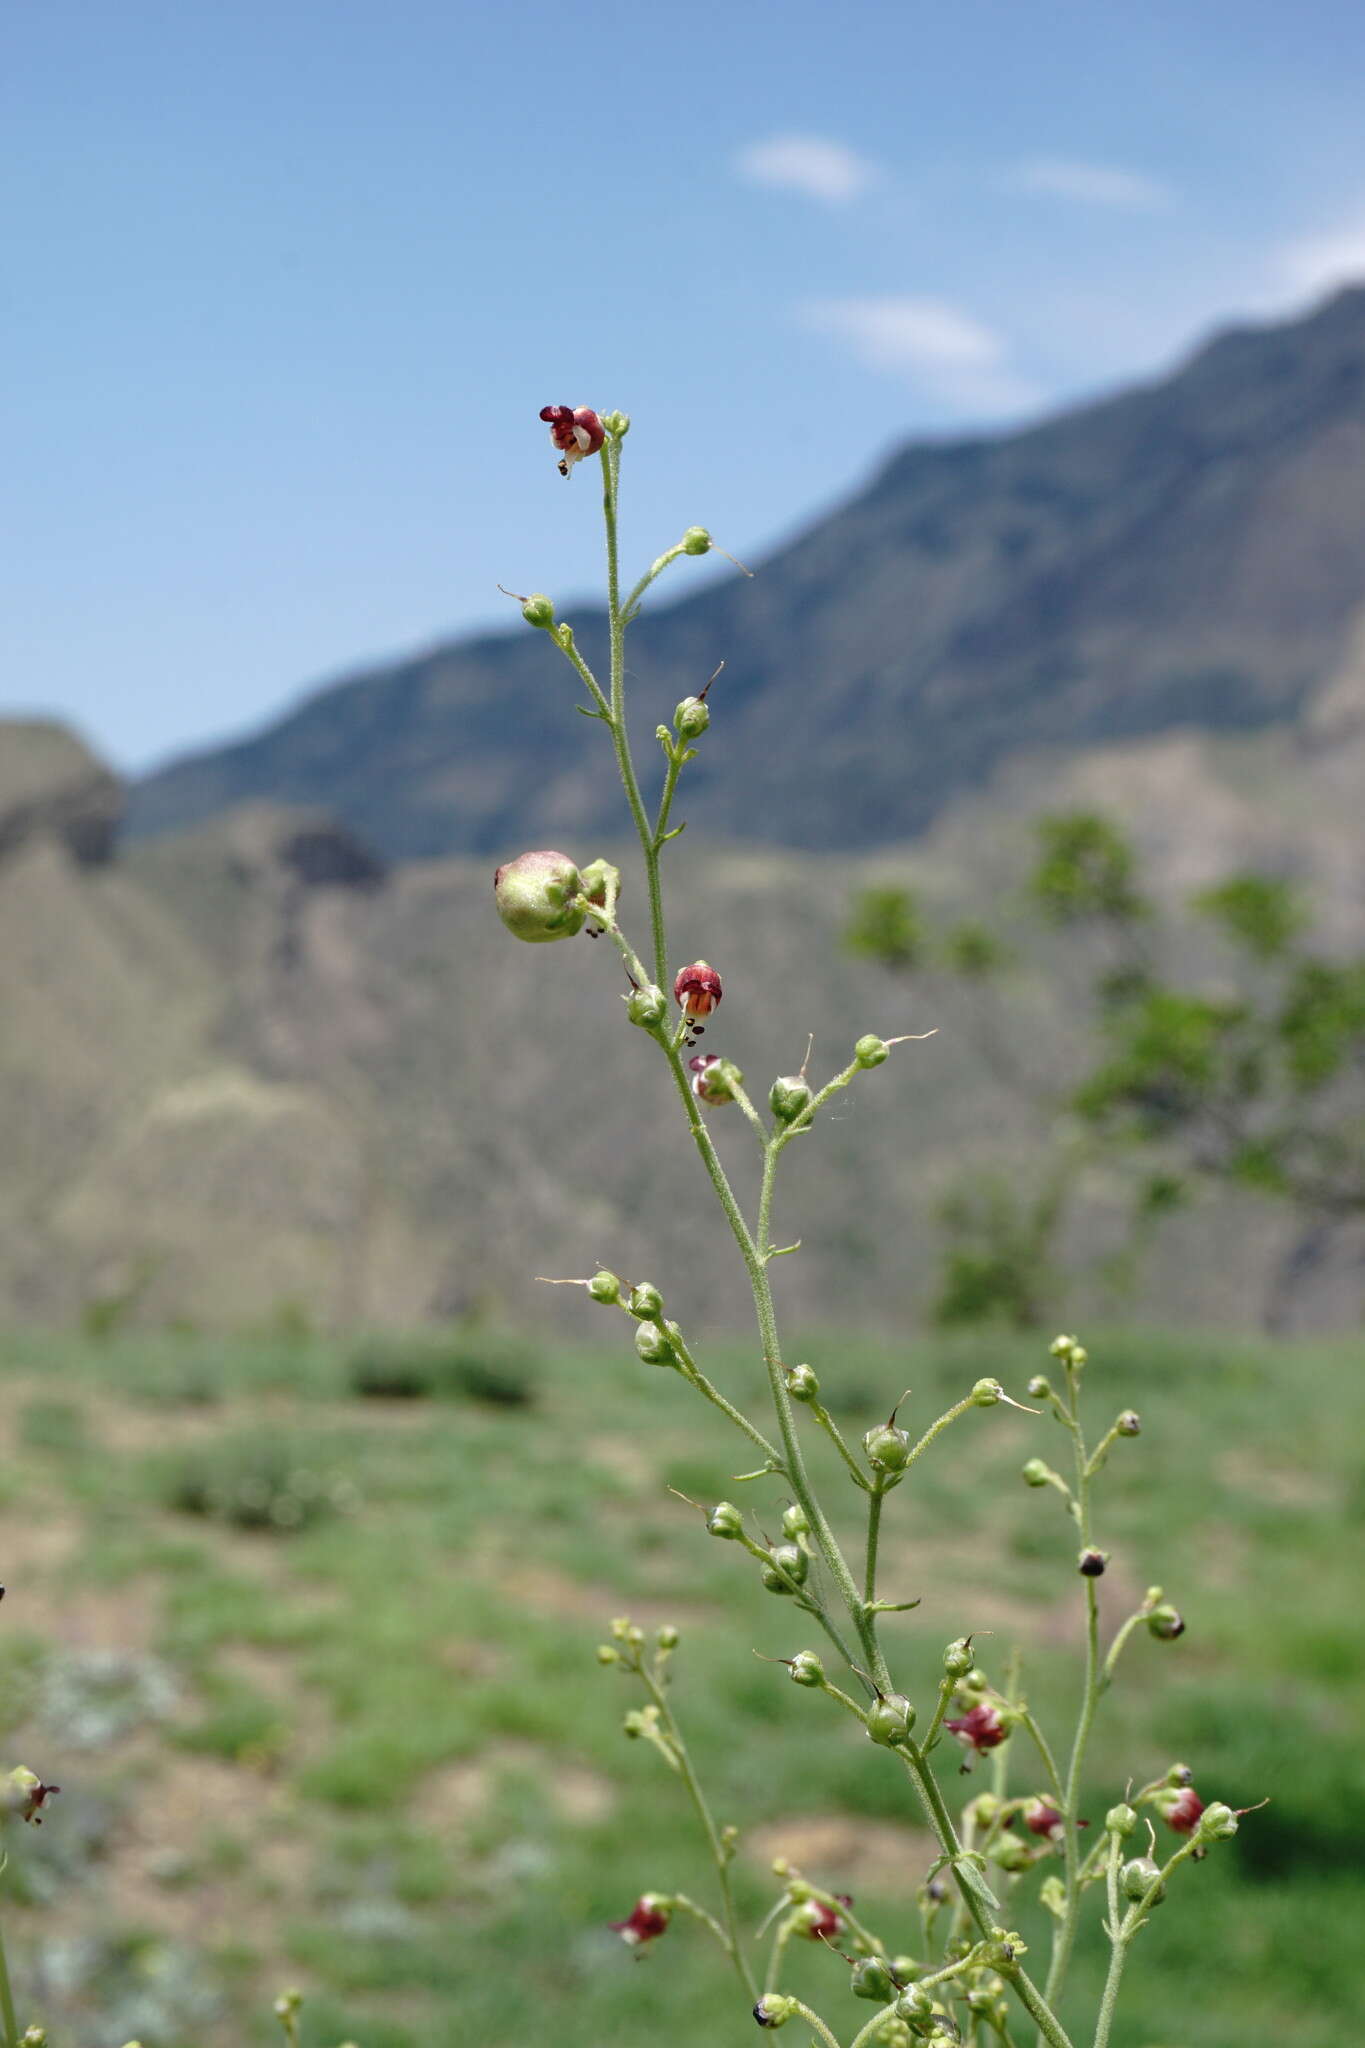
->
[346,1327,538,1407]
[163,1434,359,1533]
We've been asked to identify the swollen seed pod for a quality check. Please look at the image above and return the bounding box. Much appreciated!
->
[628,1283,664,1320]
[521,593,555,629]
[682,526,712,556]
[674,695,710,739]
[866,1694,916,1747]
[851,1957,895,2002]
[1147,1603,1186,1641]
[1021,1458,1054,1488]
[707,1501,743,1540]
[1105,1803,1137,1837]
[786,1363,820,1403]
[634,1321,674,1366]
[970,1378,1004,1406]
[493,850,585,943]
[787,1651,825,1688]
[762,1543,809,1593]
[626,984,668,1029]
[769,1074,814,1124]
[587,1271,621,1304]
[895,1985,934,2022]
[864,1422,911,1473]
[854,1034,889,1068]
[943,1638,974,1679]
[1121,1856,1165,1905]
[781,1503,810,1539]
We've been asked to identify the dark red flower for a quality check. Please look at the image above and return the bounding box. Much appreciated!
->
[689,1053,739,1106]
[796,1893,852,1943]
[539,404,605,475]
[609,1894,671,1947]
[945,1702,1007,1754]
[1022,1797,1065,1840]
[1154,1784,1205,1835]
[673,960,723,1020]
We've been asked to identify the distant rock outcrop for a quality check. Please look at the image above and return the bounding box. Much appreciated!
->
[0,720,123,867]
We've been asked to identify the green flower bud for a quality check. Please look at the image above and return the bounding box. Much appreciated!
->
[493,849,585,943]
[762,1543,808,1593]
[682,525,711,555]
[626,983,668,1029]
[864,1422,911,1473]
[603,410,631,438]
[943,1637,974,1679]
[596,1643,619,1665]
[1196,1801,1239,1841]
[1039,1874,1066,1919]
[579,857,620,912]
[1116,1409,1141,1436]
[521,593,555,629]
[981,1928,1027,1972]
[707,1500,743,1540]
[1146,1602,1186,1641]
[970,1377,1004,1406]
[1021,1458,1054,1488]
[851,1957,895,2002]
[787,1650,825,1688]
[754,1992,795,2027]
[1105,1803,1137,1836]
[628,1282,664,1319]
[866,1693,916,1747]
[786,1363,820,1402]
[689,1053,742,1105]
[656,1623,680,1650]
[890,1956,921,1985]
[895,1985,934,2021]
[674,695,710,738]
[21,2028,47,2046]
[781,1503,810,1538]
[634,1320,674,1365]
[1027,1374,1052,1398]
[855,1033,889,1068]
[769,1074,813,1124]
[991,1835,1032,1873]
[1121,1856,1165,1904]
[588,1270,621,1304]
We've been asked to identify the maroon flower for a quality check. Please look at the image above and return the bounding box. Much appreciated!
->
[610,1894,671,1947]
[945,1702,1007,1754]
[539,404,605,476]
[1022,1797,1065,1841]
[673,960,723,1020]
[796,1893,852,1943]
[1154,1784,1205,1835]
[689,1053,739,1106]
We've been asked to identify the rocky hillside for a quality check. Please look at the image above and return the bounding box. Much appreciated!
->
[129,286,1365,860]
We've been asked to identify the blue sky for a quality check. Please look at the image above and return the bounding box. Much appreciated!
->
[8,0,1365,772]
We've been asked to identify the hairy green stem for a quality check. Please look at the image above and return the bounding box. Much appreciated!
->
[600,441,668,990]
[0,1918,18,2048]
[1044,1379,1102,2012]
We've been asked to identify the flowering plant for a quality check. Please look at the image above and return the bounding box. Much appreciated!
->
[496,407,1259,2048]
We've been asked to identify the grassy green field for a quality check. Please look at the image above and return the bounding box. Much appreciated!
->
[0,1321,1360,2046]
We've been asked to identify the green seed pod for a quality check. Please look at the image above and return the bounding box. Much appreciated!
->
[854,1033,889,1068]
[625,983,668,1029]
[674,694,710,738]
[970,1377,1003,1406]
[707,1500,743,1540]
[991,1834,1032,1873]
[1104,1803,1137,1836]
[895,1985,934,2022]
[787,1650,825,1688]
[943,1637,974,1679]
[851,1957,895,2002]
[786,1363,820,1402]
[1146,1603,1186,1641]
[587,1270,621,1304]
[493,850,585,943]
[781,1503,810,1538]
[628,1282,664,1319]
[1196,1801,1239,1841]
[864,1422,911,1473]
[1021,1458,1054,1488]
[1121,1856,1165,1904]
[762,1543,808,1593]
[890,1956,921,1986]
[634,1320,673,1365]
[866,1693,916,1747]
[682,525,711,555]
[769,1074,814,1123]
[1027,1374,1052,1398]
[1117,1409,1141,1436]
[520,593,555,630]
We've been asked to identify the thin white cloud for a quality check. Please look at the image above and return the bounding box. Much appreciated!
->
[1276,213,1365,297]
[1007,158,1173,211]
[803,295,1040,416]
[736,134,879,205]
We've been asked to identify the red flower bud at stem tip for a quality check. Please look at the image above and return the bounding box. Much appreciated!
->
[609,1894,671,1945]
[945,1701,1008,1754]
[539,404,606,475]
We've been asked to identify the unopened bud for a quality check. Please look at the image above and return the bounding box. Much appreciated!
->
[596,1643,619,1665]
[992,1834,1032,1873]
[754,1993,795,2028]
[520,593,555,629]
[588,1270,621,1304]
[785,1363,820,1402]
[690,1053,742,1105]
[707,1501,743,1540]
[895,1985,934,2021]
[1195,1802,1239,1841]
[762,1543,808,1593]
[579,857,620,912]
[626,983,667,1029]
[1021,1458,1055,1488]
[943,1637,974,1679]
[1146,1603,1186,1641]
[866,1694,916,1747]
[769,1074,813,1123]
[854,1034,889,1068]
[21,2029,47,2047]
[1117,1409,1141,1436]
[493,850,585,943]
[674,695,710,738]
[1078,1547,1108,1577]
[1027,1374,1051,1398]
[970,1377,1004,1406]
[864,1422,911,1473]
[1105,1803,1137,1836]
[634,1320,674,1366]
[781,1503,810,1538]
[1121,1856,1165,1904]
[656,1623,680,1650]
[628,1282,664,1319]
[787,1650,825,1688]
[682,525,711,555]
[851,1957,895,2002]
